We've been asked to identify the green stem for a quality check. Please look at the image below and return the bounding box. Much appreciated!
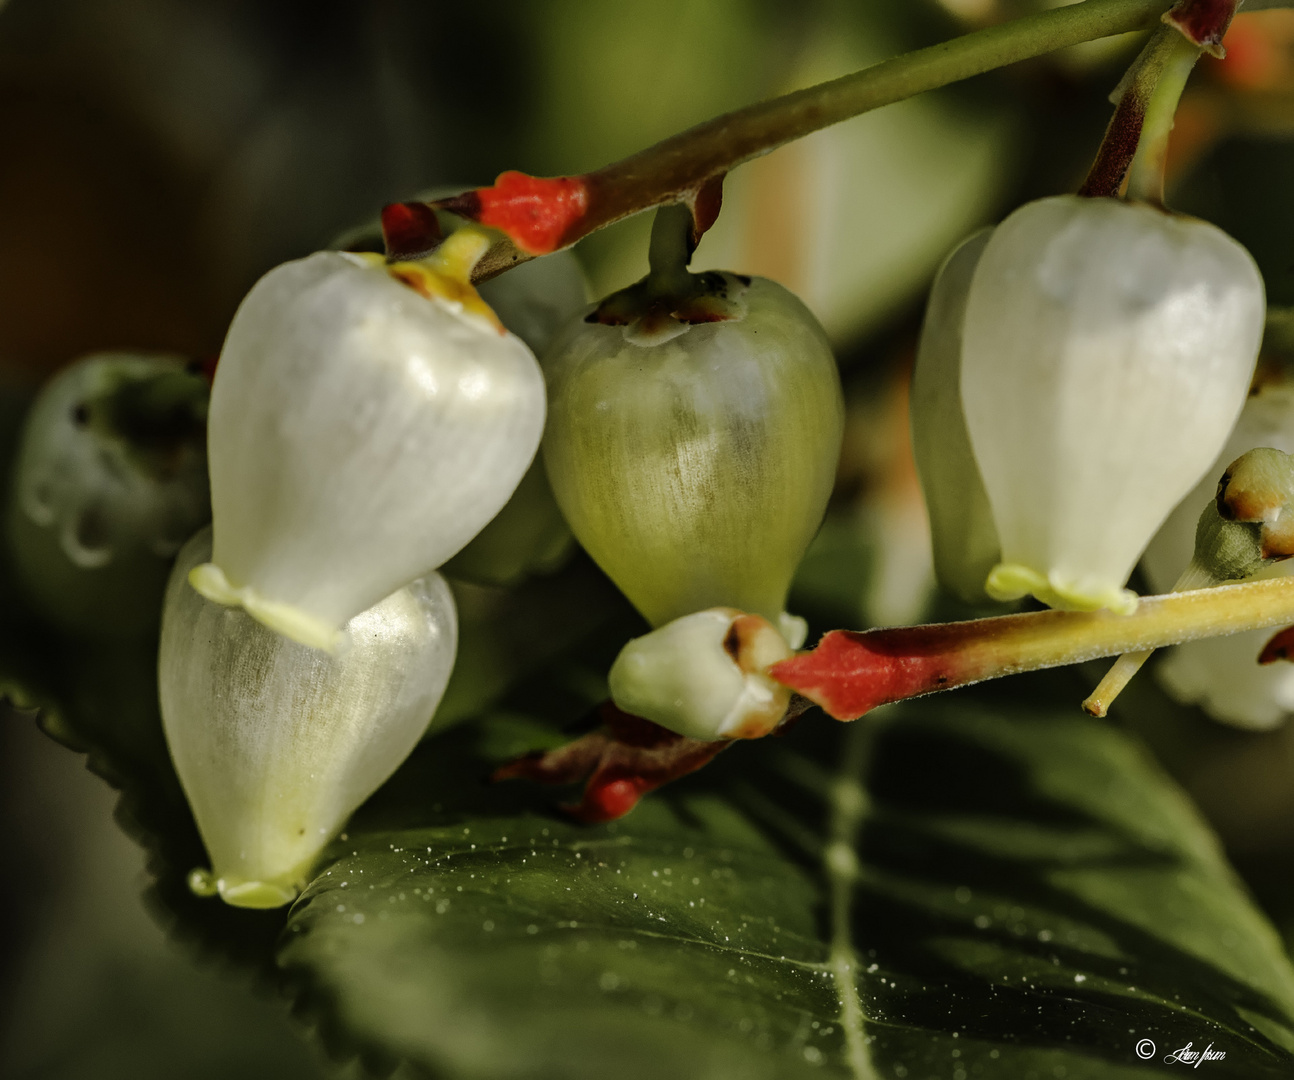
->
[593,0,1183,199]
[1078,25,1184,197]
[465,0,1212,278]
[1124,27,1205,203]
[646,204,697,297]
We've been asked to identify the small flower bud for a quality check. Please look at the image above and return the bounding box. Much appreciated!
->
[1145,385,1294,729]
[7,352,209,637]
[608,608,793,741]
[160,528,456,907]
[960,195,1264,613]
[910,229,1000,603]
[193,240,545,652]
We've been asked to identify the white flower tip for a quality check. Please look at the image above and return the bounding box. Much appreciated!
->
[609,608,795,741]
[985,562,1139,615]
[187,562,350,655]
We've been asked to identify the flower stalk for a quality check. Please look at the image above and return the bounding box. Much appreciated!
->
[771,575,1294,722]
[430,0,1196,279]
[1080,0,1238,201]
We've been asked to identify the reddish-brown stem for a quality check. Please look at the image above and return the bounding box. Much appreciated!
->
[1165,0,1238,55]
[771,575,1294,721]
[381,201,443,260]
[1079,0,1238,198]
[1077,81,1150,198]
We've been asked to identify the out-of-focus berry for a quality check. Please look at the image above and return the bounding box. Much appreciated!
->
[8,351,209,637]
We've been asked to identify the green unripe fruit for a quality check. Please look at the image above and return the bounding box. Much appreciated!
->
[542,274,844,630]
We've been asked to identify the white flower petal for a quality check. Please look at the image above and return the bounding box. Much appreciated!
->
[159,527,457,907]
[202,251,545,649]
[961,195,1264,612]
[910,228,1000,603]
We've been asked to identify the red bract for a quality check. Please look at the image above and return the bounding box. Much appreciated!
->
[445,172,590,256]
[770,628,975,722]
[492,704,729,823]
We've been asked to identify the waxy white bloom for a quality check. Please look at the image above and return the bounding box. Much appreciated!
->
[160,529,456,907]
[960,195,1264,613]
[8,352,209,636]
[192,238,545,652]
[1143,384,1294,730]
[608,608,793,741]
[910,230,1000,603]
[542,274,842,639]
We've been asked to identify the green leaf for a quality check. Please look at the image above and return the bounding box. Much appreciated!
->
[281,684,1294,1079]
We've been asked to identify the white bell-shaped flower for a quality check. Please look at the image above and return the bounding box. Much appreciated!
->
[193,235,545,652]
[608,608,793,741]
[910,229,1000,603]
[160,528,456,908]
[7,351,209,636]
[1143,384,1294,729]
[960,195,1264,613]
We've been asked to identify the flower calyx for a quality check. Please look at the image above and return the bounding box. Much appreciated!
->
[358,226,506,335]
[1163,0,1238,59]
[588,270,750,347]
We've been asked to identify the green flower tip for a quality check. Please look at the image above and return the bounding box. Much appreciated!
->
[187,562,350,655]
[186,865,302,909]
[985,562,1138,615]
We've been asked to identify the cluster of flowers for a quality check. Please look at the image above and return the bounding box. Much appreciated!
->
[8,176,1279,906]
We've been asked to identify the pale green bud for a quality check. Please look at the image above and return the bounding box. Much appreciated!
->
[542,275,844,629]
[608,608,793,741]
